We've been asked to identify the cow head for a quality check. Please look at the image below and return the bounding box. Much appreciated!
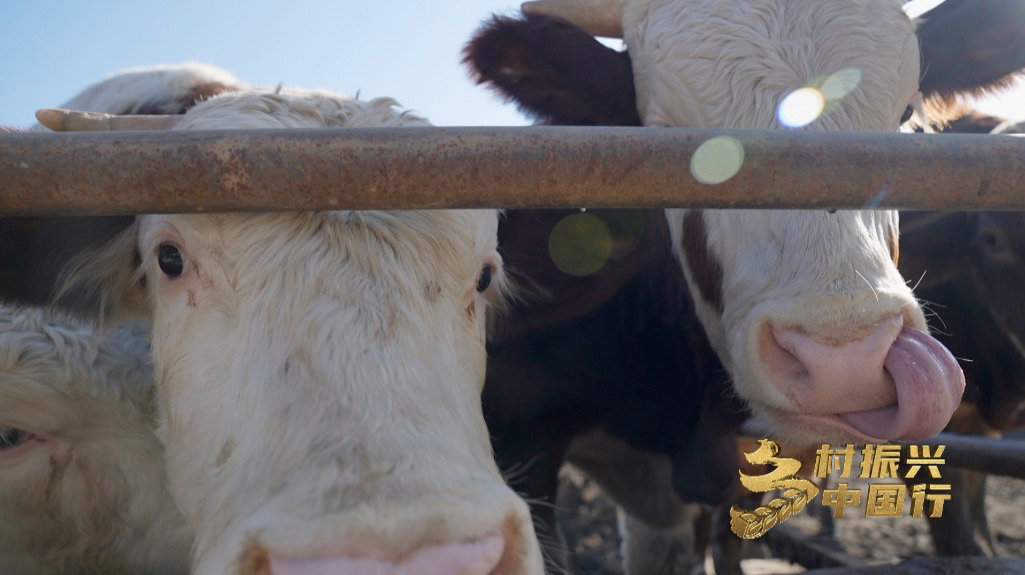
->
[53,91,543,575]
[468,0,1025,444]
[0,307,191,575]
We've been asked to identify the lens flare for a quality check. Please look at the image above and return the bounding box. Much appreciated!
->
[779,68,862,128]
[777,87,826,128]
[549,213,613,276]
[822,68,862,101]
[690,136,745,185]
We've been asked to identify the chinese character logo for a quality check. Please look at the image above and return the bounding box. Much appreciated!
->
[730,440,949,539]
[729,439,821,539]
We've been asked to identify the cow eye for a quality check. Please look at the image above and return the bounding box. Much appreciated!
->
[158,243,185,278]
[0,428,27,449]
[900,105,914,124]
[476,264,493,293]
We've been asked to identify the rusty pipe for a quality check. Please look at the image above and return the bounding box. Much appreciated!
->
[0,127,1023,215]
[916,432,1025,481]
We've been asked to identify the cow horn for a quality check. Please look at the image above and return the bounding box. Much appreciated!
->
[521,0,626,38]
[35,108,184,132]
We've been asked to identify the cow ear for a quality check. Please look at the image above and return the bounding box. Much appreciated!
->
[463,13,641,126]
[917,0,1025,103]
[58,221,148,323]
[23,218,148,323]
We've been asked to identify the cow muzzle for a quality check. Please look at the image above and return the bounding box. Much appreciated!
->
[225,491,542,575]
[757,314,965,441]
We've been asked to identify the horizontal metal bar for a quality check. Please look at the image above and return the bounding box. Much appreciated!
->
[918,432,1025,481]
[737,424,1025,480]
[1,127,1023,215]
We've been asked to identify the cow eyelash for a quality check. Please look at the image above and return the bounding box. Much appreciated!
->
[0,428,28,449]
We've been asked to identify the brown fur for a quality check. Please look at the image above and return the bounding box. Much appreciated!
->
[917,0,1025,120]
[464,14,641,126]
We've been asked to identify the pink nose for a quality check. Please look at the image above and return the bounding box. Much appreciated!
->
[759,316,904,413]
[269,536,504,575]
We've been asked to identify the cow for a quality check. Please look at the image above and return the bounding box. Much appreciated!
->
[0,305,192,575]
[465,0,1025,434]
[510,0,1025,446]
[35,89,544,575]
[465,2,1025,571]
[1,62,246,313]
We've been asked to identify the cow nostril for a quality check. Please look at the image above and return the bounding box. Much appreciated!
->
[759,323,811,389]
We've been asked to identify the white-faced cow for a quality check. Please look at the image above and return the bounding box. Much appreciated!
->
[42,90,544,575]
[0,306,192,575]
[469,0,1025,445]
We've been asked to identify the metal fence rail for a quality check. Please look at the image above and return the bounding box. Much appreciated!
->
[919,432,1025,480]
[1,127,1024,216]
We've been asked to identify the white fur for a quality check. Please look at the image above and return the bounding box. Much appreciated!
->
[0,306,191,575]
[623,0,927,442]
[68,90,542,574]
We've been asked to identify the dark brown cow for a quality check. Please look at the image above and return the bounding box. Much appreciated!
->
[485,208,744,573]
[900,198,1025,555]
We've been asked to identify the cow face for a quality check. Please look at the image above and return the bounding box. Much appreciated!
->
[500,0,1025,444]
[494,0,1025,443]
[64,91,543,575]
[0,308,191,575]
[620,0,961,444]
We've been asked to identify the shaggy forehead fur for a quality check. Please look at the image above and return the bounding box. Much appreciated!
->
[176,89,429,130]
[625,0,920,130]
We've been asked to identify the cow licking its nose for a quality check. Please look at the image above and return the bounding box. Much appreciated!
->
[758,314,965,441]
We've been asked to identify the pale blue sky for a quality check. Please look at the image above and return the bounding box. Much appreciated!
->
[2,0,1022,128]
[1,0,528,127]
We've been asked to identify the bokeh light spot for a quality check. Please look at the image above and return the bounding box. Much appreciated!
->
[778,87,826,128]
[822,68,862,101]
[690,136,746,185]
[549,213,614,277]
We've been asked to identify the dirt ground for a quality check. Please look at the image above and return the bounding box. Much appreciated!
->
[553,464,1025,574]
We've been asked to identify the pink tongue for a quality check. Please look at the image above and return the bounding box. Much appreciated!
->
[839,327,965,441]
[269,536,503,575]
